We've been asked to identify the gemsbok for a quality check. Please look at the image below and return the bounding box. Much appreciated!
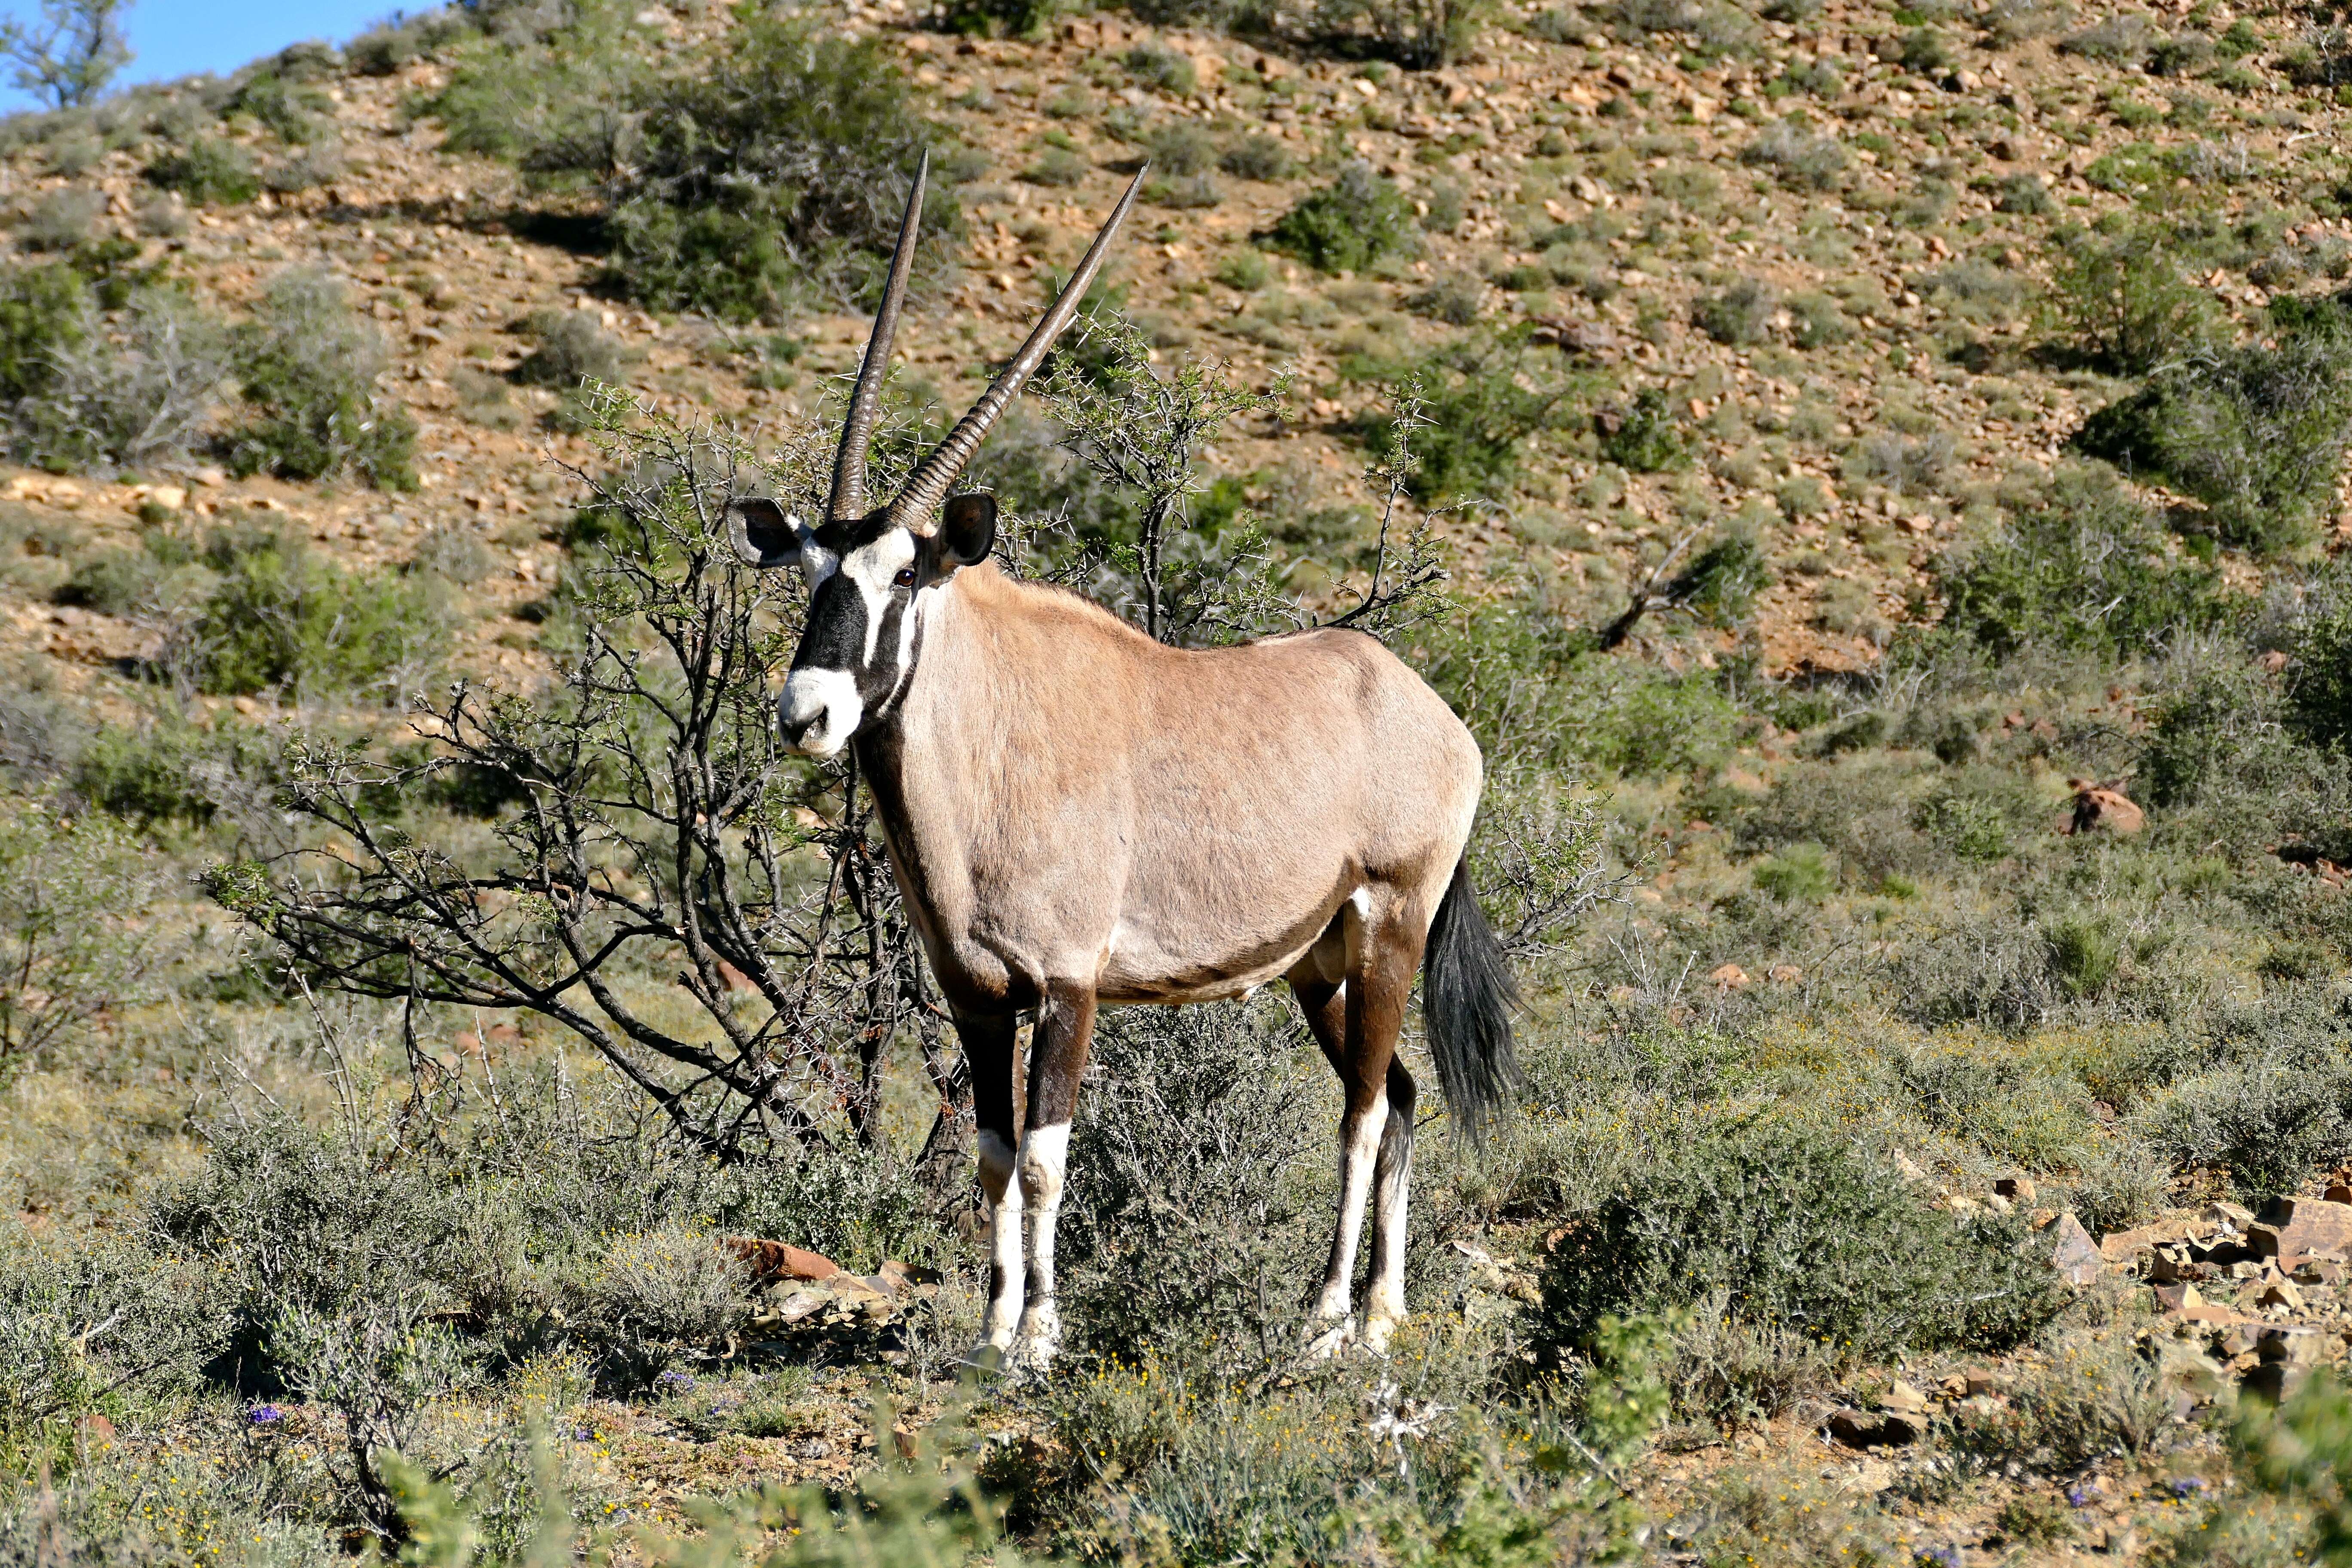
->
[729,155,1519,1368]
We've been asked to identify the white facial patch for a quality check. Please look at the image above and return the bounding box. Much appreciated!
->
[781,667,862,758]
[798,537,840,589]
[840,532,918,665]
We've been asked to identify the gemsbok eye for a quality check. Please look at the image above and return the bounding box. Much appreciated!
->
[893,568,917,588]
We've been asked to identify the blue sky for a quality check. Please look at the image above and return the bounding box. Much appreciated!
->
[0,0,398,111]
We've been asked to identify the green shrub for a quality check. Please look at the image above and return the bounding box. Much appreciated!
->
[428,4,647,171]
[1146,172,1220,209]
[223,67,330,144]
[1855,429,1954,496]
[1534,1116,2065,1366]
[1024,145,1090,187]
[224,268,417,488]
[935,0,1057,37]
[142,136,257,206]
[0,1231,219,1482]
[1310,0,1484,67]
[1787,290,1849,346]
[191,525,443,699]
[1914,784,2016,863]
[1124,41,1197,94]
[2074,330,2352,556]
[0,260,87,402]
[516,307,625,388]
[2138,1054,2352,1198]
[1352,330,1573,501]
[1929,468,2240,659]
[1262,160,1417,273]
[2047,913,2124,997]
[2285,564,2352,751]
[1661,1298,1841,1427]
[1997,172,2052,214]
[1951,1335,2177,1470]
[1408,273,1484,325]
[1596,386,1688,472]
[1142,119,1214,175]
[347,11,472,74]
[0,802,168,1086]
[72,717,237,825]
[2046,218,2210,374]
[1219,133,1290,181]
[1692,276,1777,344]
[1419,596,1739,776]
[600,18,951,319]
[581,1225,751,1379]
[1213,249,1270,291]
[1752,841,1834,900]
[2135,649,2349,845]
[2062,12,2156,63]
[1057,998,1327,1377]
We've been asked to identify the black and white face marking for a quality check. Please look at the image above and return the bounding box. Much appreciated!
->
[735,494,997,759]
[781,513,921,759]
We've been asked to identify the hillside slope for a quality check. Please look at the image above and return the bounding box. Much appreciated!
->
[0,0,2342,690]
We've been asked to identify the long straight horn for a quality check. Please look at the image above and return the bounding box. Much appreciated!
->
[828,150,930,523]
[891,168,1147,534]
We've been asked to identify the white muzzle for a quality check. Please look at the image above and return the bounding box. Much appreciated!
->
[780,668,861,759]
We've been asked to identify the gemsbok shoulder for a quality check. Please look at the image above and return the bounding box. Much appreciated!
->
[729,154,1520,1369]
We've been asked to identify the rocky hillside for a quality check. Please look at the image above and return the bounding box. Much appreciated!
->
[0,0,2345,692]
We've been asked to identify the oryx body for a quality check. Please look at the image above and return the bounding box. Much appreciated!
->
[734,159,1519,1369]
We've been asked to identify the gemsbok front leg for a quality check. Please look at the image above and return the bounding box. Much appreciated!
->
[1013,978,1097,1372]
[959,1011,1026,1360]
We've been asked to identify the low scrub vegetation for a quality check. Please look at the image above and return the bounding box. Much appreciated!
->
[1261,160,1418,273]
[434,12,952,320]
[0,256,410,486]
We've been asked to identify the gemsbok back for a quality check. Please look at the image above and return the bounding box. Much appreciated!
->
[729,156,1520,1369]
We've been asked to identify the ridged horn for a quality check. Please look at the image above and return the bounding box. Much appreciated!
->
[891,167,1147,534]
[827,150,930,523]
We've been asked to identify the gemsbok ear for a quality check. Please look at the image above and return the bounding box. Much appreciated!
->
[940,493,998,567]
[727,498,809,569]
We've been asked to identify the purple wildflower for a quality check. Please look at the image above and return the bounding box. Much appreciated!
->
[248,1405,285,1425]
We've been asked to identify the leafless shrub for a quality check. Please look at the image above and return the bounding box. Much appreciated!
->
[2173,137,2255,184]
[206,393,964,1161]
[15,290,230,472]
[15,183,98,251]
[2061,12,2154,64]
[1857,430,1954,496]
[2282,22,2352,86]
[261,137,345,194]
[1984,0,2067,44]
[1740,121,1845,190]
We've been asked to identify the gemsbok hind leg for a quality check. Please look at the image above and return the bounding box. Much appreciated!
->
[958,1010,1025,1361]
[1295,898,1421,1358]
[1012,978,1097,1373]
[1360,1057,1418,1351]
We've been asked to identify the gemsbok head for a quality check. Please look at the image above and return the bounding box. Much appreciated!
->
[729,153,1520,1370]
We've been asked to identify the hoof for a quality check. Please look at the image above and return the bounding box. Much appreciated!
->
[1303,1317,1358,1361]
[1360,1314,1401,1357]
[1008,1304,1062,1377]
